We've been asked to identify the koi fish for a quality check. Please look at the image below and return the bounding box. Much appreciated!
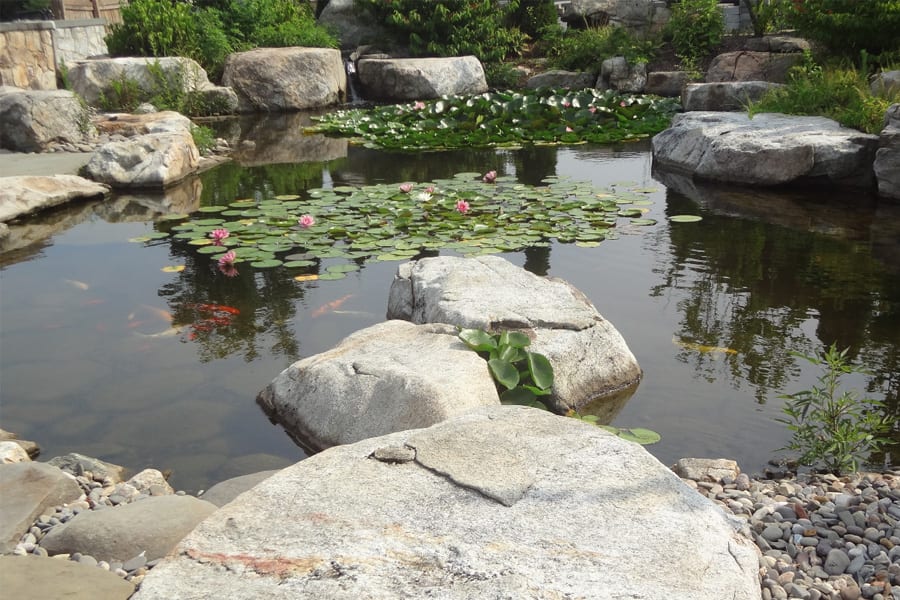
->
[64,279,89,290]
[139,304,174,323]
[311,294,353,318]
[332,310,375,317]
[192,303,240,316]
[134,327,181,338]
[672,336,737,355]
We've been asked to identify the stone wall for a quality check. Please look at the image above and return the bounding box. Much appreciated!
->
[0,19,108,91]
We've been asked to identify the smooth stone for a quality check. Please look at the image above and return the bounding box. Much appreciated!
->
[0,462,82,553]
[199,470,281,508]
[824,548,851,576]
[0,555,133,599]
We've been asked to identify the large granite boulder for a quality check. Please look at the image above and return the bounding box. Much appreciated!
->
[562,0,671,36]
[92,110,194,138]
[743,35,811,54]
[525,69,595,90]
[0,175,109,223]
[645,70,689,97]
[871,70,900,97]
[387,255,642,412]
[0,462,82,553]
[83,131,199,188]
[875,103,900,200]
[132,406,761,600]
[682,81,782,112]
[317,0,393,49]
[39,495,217,563]
[651,111,879,188]
[706,51,803,83]
[597,56,646,93]
[357,56,487,101]
[0,88,95,152]
[66,57,232,112]
[222,47,345,112]
[256,320,500,452]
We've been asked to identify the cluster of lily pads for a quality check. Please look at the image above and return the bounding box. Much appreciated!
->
[308,88,682,151]
[143,172,663,278]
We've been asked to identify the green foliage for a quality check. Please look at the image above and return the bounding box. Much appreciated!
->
[98,72,145,112]
[665,0,724,71]
[355,0,525,63]
[309,88,681,151]
[483,62,522,90]
[778,344,892,474]
[508,0,560,38]
[748,54,898,133]
[544,26,658,74]
[106,0,336,82]
[459,328,554,405]
[787,0,900,62]
[752,0,795,34]
[191,124,217,155]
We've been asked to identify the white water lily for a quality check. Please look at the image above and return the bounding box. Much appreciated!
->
[415,191,432,202]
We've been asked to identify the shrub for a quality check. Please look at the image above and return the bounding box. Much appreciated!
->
[484,62,522,90]
[216,0,338,51]
[544,25,658,74]
[665,0,724,71]
[509,0,559,39]
[748,52,898,134]
[355,0,526,63]
[787,0,900,62]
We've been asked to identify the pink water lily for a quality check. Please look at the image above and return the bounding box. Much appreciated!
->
[209,228,229,245]
[565,126,573,132]
[399,182,413,193]
[482,170,497,184]
[413,101,426,110]
[620,101,627,107]
[298,214,316,229]
[218,250,236,267]
[589,106,597,113]
[456,199,470,214]
[425,186,435,193]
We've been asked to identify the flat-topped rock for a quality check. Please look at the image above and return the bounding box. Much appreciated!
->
[0,555,134,600]
[222,47,345,112]
[651,111,879,188]
[682,81,782,112]
[706,51,803,83]
[93,111,193,137]
[387,255,642,411]
[83,131,199,188]
[0,175,109,223]
[357,56,487,101]
[256,320,500,452]
[0,89,95,152]
[132,406,761,600]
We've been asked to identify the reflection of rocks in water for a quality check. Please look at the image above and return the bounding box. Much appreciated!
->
[95,177,203,222]
[0,198,101,259]
[653,168,882,240]
[576,382,639,425]
[229,112,348,167]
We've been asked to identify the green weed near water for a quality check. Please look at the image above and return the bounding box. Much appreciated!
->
[778,344,892,474]
[748,52,899,134]
[309,88,681,151]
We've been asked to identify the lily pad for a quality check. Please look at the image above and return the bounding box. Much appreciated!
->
[669,215,703,223]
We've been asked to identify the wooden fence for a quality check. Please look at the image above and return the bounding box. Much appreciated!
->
[50,0,123,23]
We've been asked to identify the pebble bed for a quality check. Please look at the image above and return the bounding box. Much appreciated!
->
[13,464,900,598]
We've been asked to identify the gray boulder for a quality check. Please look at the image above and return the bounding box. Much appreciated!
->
[132,406,761,600]
[0,442,29,464]
[682,81,782,112]
[200,470,280,508]
[597,56,647,93]
[871,70,900,97]
[39,495,217,562]
[645,70,690,97]
[562,0,671,36]
[0,175,109,223]
[317,0,392,50]
[525,69,595,90]
[256,320,500,452]
[0,462,82,554]
[0,430,39,459]
[744,35,811,54]
[47,453,126,483]
[222,47,345,112]
[672,457,740,482]
[706,51,803,83]
[357,56,487,101]
[387,255,642,412]
[0,89,95,152]
[84,132,199,188]
[0,555,134,600]
[651,111,879,188]
[66,57,225,110]
[93,110,194,138]
[875,103,900,199]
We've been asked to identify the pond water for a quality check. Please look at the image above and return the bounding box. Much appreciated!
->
[2,113,898,492]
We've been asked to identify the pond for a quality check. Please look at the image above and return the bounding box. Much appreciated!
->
[2,113,898,492]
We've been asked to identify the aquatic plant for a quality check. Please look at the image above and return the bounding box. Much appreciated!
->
[146,172,659,276]
[778,344,892,474]
[308,88,681,151]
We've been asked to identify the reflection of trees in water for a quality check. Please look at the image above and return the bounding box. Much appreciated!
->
[654,189,900,443]
[198,161,333,206]
[158,243,313,363]
[332,146,504,187]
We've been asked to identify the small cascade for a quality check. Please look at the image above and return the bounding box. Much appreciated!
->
[344,59,363,105]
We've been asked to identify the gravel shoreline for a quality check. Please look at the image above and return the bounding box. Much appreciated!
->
[11,460,900,598]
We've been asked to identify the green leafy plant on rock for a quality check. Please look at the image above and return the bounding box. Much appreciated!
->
[458,328,661,445]
[778,344,892,474]
[665,0,724,72]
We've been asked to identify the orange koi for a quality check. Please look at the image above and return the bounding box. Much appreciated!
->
[311,294,353,318]
[140,304,174,323]
[64,279,89,291]
[192,303,240,316]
